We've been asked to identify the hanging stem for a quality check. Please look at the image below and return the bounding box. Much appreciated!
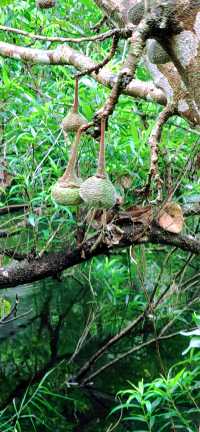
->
[72,77,79,113]
[96,116,106,178]
[61,128,82,182]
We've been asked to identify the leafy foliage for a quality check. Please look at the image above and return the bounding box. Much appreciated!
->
[112,350,200,432]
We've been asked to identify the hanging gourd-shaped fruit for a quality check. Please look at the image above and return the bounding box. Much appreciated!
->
[157,202,184,234]
[62,78,87,133]
[51,128,83,206]
[36,0,56,9]
[80,117,117,209]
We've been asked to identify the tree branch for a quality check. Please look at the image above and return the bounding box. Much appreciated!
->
[141,104,176,199]
[0,204,29,216]
[0,215,199,289]
[81,330,180,385]
[76,33,120,78]
[0,41,166,105]
[0,25,130,44]
[96,17,150,120]
[70,309,146,383]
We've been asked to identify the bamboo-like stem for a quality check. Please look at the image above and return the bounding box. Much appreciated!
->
[61,128,82,182]
[96,117,106,178]
[72,78,79,113]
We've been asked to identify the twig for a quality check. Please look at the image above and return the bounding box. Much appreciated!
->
[70,309,147,383]
[0,228,22,238]
[37,223,64,259]
[0,204,29,216]
[67,309,96,368]
[159,296,200,336]
[77,34,119,78]
[90,16,108,33]
[0,248,27,261]
[0,25,131,44]
[162,146,173,195]
[0,309,32,325]
[82,331,180,385]
[167,137,200,202]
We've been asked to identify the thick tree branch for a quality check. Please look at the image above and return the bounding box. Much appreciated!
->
[0,217,199,289]
[0,41,166,105]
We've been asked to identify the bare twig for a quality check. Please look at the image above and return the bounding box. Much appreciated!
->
[67,309,96,367]
[81,331,180,385]
[90,16,108,33]
[0,25,131,44]
[77,34,119,78]
[69,310,146,383]
[0,204,29,216]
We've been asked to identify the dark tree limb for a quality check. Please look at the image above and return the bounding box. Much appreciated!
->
[0,204,29,216]
[0,248,27,261]
[0,214,199,289]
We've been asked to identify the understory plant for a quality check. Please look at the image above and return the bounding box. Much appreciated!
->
[111,350,200,432]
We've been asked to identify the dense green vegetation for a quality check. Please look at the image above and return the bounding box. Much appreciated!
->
[0,0,199,431]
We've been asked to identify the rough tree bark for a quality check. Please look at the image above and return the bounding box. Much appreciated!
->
[0,209,199,288]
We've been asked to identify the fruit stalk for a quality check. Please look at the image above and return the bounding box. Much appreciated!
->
[96,117,106,178]
[61,128,82,182]
[72,78,79,113]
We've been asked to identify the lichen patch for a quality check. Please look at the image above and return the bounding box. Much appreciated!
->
[173,31,198,66]
[178,99,189,112]
[194,12,200,40]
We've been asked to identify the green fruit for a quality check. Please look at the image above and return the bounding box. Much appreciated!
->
[62,112,87,133]
[36,0,55,8]
[51,177,82,206]
[80,176,117,209]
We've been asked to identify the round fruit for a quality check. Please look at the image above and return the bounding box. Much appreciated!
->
[62,112,87,133]
[51,177,82,206]
[80,176,117,209]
